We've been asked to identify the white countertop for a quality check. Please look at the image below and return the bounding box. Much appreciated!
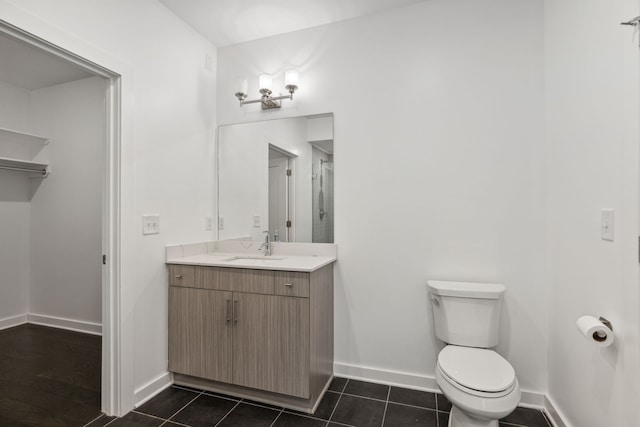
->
[166,240,337,272]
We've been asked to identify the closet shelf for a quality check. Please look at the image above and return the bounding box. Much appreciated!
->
[0,157,49,177]
[0,127,50,145]
[0,127,51,177]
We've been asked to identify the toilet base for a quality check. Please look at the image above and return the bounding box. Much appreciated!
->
[449,406,498,427]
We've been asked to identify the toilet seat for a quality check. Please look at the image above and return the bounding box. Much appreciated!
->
[437,345,515,397]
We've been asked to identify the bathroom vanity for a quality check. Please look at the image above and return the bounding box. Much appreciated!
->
[165,241,336,413]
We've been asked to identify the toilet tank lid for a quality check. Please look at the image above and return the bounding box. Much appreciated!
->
[427,280,505,299]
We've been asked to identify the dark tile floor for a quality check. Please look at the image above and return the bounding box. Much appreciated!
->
[87,378,553,427]
[0,324,102,427]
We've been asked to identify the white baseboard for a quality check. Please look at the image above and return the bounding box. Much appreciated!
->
[333,362,554,419]
[0,313,28,330]
[334,361,439,392]
[28,313,102,335]
[134,372,173,408]
[544,395,570,427]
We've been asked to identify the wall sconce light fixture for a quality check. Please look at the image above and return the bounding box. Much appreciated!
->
[235,70,299,110]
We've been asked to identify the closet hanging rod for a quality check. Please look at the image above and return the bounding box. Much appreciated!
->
[0,164,48,176]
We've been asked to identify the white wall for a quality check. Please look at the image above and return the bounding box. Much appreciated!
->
[1,0,218,412]
[28,77,105,327]
[0,81,30,130]
[217,0,548,395]
[544,0,640,426]
[0,82,32,327]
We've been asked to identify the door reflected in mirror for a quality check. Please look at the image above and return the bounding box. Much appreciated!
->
[218,113,334,243]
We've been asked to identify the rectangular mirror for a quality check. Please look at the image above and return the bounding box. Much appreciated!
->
[218,113,334,243]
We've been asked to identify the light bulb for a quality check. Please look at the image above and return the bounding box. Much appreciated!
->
[237,77,248,94]
[259,73,272,91]
[285,69,299,87]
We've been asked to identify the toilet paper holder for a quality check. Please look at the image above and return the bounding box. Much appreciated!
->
[599,316,613,331]
[596,316,613,340]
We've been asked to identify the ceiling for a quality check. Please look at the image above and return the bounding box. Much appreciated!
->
[0,1,426,90]
[0,33,93,91]
[159,0,427,47]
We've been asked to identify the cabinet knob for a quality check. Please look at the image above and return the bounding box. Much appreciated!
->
[175,274,183,279]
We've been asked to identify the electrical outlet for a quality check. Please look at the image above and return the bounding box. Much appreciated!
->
[142,215,160,235]
[219,216,224,230]
[253,215,261,228]
[205,216,213,231]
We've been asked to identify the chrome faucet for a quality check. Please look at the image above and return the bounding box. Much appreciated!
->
[260,230,272,256]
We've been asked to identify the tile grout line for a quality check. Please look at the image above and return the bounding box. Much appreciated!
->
[160,418,191,427]
[160,389,204,423]
[340,391,388,403]
[326,378,349,425]
[380,386,391,427]
[213,400,242,427]
[131,410,174,423]
[82,413,106,427]
[385,399,441,412]
[238,397,284,411]
[201,390,245,404]
[282,408,343,425]
[268,408,285,427]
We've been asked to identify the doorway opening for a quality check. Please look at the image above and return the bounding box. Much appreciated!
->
[268,144,296,242]
[0,20,121,419]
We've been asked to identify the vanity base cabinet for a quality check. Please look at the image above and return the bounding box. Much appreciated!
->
[167,263,334,414]
[168,287,233,383]
[233,292,309,398]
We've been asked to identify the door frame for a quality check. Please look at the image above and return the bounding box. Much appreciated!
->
[0,19,124,416]
[268,143,297,242]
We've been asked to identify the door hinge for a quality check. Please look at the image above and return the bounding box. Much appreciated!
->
[286,220,292,228]
[286,169,292,176]
[103,254,107,265]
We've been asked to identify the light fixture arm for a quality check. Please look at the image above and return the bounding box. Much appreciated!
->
[234,80,298,110]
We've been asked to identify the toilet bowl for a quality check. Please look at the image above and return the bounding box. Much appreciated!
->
[427,280,520,427]
[435,345,520,427]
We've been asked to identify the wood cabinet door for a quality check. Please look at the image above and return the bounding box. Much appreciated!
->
[232,293,310,398]
[168,287,233,383]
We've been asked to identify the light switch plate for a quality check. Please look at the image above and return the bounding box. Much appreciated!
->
[601,209,614,241]
[143,215,160,235]
[253,215,261,228]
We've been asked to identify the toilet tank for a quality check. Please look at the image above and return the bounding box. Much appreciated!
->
[427,280,505,348]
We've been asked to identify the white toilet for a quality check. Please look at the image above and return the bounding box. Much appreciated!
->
[427,280,520,427]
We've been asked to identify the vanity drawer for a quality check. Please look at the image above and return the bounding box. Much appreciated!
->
[274,271,310,298]
[198,266,226,290]
[200,267,275,295]
[227,268,275,294]
[169,265,197,288]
